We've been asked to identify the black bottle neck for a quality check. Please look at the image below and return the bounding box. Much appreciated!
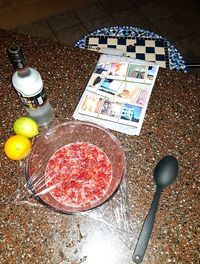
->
[7,44,28,71]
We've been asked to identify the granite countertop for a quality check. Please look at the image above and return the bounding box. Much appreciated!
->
[0,30,199,264]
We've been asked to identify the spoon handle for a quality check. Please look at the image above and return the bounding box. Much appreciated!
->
[132,188,162,263]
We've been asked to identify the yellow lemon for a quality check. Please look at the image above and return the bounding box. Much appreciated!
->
[13,116,38,138]
[4,135,32,160]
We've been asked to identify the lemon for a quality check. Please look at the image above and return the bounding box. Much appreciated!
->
[4,135,32,160]
[13,116,38,138]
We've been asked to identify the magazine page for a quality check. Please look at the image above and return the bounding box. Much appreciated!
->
[73,54,159,135]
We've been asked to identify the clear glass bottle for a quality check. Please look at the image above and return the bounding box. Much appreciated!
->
[7,44,54,126]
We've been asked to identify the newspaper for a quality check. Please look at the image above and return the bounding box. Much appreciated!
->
[73,54,159,135]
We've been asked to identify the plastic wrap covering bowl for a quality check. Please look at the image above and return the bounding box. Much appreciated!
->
[26,121,125,213]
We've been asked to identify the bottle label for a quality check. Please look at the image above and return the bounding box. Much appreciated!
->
[17,88,47,109]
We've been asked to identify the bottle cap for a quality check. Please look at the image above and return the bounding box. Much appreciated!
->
[7,44,27,69]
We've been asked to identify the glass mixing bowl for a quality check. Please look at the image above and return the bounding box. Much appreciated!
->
[26,121,125,213]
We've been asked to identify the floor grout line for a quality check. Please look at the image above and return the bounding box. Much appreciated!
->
[72,9,89,34]
[45,18,60,42]
[162,0,199,36]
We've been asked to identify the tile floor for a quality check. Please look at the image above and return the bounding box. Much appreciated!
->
[16,0,200,70]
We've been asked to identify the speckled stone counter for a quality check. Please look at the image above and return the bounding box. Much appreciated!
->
[0,29,199,264]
